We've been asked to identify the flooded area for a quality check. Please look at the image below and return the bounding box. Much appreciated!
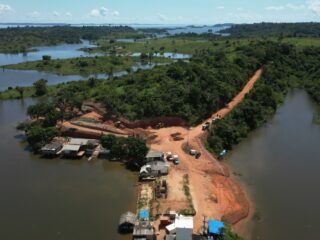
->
[227,90,320,240]
[0,40,101,66]
[0,63,164,91]
[0,98,138,240]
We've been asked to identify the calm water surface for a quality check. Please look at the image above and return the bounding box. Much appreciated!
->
[227,90,320,240]
[0,98,137,240]
[0,63,162,91]
[0,40,101,66]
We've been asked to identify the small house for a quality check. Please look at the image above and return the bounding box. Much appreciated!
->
[145,150,165,163]
[166,215,193,240]
[139,161,169,180]
[62,144,84,158]
[207,220,224,238]
[68,138,89,146]
[133,221,156,240]
[118,211,136,233]
[41,142,63,156]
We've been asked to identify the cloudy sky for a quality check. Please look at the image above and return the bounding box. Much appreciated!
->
[0,0,320,24]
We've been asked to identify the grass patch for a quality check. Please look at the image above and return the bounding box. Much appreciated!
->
[180,174,196,216]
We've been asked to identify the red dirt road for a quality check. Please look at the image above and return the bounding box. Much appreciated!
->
[150,69,262,232]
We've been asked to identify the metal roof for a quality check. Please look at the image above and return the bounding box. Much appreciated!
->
[41,142,62,151]
[175,215,193,229]
[62,144,81,152]
[68,138,90,146]
[146,150,164,158]
[208,220,224,235]
[119,212,136,225]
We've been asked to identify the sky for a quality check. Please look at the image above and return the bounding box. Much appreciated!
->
[0,0,320,24]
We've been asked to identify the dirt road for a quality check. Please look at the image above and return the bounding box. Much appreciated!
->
[150,69,262,232]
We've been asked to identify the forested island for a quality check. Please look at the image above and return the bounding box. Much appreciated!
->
[0,26,140,53]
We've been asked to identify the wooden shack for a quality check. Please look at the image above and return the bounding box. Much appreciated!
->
[133,221,156,240]
[118,211,136,233]
[41,142,63,156]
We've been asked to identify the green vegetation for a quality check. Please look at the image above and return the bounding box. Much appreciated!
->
[217,227,244,240]
[221,22,320,37]
[179,174,196,216]
[84,37,252,55]
[0,26,138,53]
[33,79,48,96]
[208,41,320,154]
[5,55,173,76]
[101,134,148,168]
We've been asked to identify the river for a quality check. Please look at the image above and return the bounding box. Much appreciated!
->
[0,98,138,240]
[227,90,320,240]
[0,40,188,91]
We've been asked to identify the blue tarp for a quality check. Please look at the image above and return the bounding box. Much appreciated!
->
[208,220,224,235]
[139,210,149,220]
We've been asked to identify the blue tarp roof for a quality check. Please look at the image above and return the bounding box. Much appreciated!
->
[139,210,149,220]
[208,220,224,235]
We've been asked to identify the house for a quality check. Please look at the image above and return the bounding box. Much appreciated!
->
[61,144,84,158]
[133,221,156,240]
[145,150,165,163]
[139,161,169,180]
[41,142,63,156]
[118,211,136,233]
[207,220,224,238]
[166,215,193,240]
[68,138,99,147]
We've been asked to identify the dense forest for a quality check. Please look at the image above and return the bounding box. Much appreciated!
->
[77,45,260,125]
[7,37,319,156]
[0,26,137,53]
[221,22,320,37]
[208,41,320,154]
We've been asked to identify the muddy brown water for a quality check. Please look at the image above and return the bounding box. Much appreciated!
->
[227,90,320,240]
[0,98,138,240]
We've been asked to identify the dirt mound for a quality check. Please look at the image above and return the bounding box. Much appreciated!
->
[119,116,187,129]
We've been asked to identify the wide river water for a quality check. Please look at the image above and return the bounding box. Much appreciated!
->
[0,98,138,240]
[228,90,320,240]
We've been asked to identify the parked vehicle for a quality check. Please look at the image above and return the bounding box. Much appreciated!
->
[202,122,210,131]
[195,152,201,159]
[173,155,179,165]
[189,149,197,156]
[166,152,173,161]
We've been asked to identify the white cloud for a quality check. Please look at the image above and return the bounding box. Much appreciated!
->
[266,4,305,11]
[111,10,119,16]
[53,11,60,17]
[286,3,305,10]
[308,0,320,15]
[0,4,12,14]
[266,6,285,11]
[65,12,72,17]
[217,6,225,10]
[28,11,40,18]
[157,13,168,21]
[90,6,119,18]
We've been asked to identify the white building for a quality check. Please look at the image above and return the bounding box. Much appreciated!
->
[165,215,193,240]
